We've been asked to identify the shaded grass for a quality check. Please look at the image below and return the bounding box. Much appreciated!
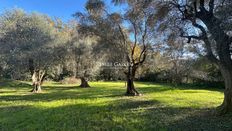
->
[0,80,232,130]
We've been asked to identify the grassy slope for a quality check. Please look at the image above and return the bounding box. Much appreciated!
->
[0,80,232,131]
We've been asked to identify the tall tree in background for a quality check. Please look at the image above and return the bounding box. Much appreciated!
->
[76,0,156,95]
[163,36,194,84]
[54,20,106,88]
[68,34,102,88]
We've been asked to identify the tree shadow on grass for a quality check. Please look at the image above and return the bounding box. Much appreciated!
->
[165,108,232,130]
[1,98,232,131]
[143,106,232,130]
[175,84,224,93]
[0,84,126,102]
[0,80,31,88]
[0,81,224,103]
[0,82,173,102]
[136,82,224,94]
[1,81,229,130]
[136,85,173,94]
[0,99,162,130]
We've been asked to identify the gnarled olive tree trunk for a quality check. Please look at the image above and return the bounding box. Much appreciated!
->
[28,59,46,93]
[202,17,232,114]
[79,77,90,88]
[125,65,140,96]
[218,65,232,113]
[173,0,232,114]
[31,70,46,93]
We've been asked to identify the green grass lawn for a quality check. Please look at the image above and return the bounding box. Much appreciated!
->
[0,80,232,131]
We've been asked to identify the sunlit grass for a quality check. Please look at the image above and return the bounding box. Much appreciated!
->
[0,80,231,130]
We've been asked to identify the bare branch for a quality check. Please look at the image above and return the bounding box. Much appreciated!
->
[204,37,219,64]
[135,43,147,66]
[117,24,127,47]
[180,23,219,64]
[142,14,148,46]
[199,0,205,8]
[209,0,215,14]
[181,24,220,65]
[192,23,207,37]
[130,19,137,64]
[193,2,197,13]
[134,14,149,66]
[181,35,203,43]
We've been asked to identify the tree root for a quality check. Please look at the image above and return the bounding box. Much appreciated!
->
[125,91,142,96]
[214,104,232,116]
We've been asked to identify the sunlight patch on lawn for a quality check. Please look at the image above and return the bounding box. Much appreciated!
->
[1,80,230,130]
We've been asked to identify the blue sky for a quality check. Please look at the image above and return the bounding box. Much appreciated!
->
[0,0,125,22]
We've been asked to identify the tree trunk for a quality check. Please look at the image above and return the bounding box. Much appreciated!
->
[31,70,46,93]
[125,65,141,96]
[217,65,232,114]
[126,77,141,96]
[31,82,42,93]
[79,77,90,88]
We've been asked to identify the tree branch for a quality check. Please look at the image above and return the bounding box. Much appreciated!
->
[172,0,219,64]
[193,2,197,13]
[181,34,203,43]
[192,23,207,37]
[130,20,137,64]
[135,14,149,66]
[134,51,147,66]
[209,0,215,14]
[181,32,219,64]
[199,0,205,9]
[229,36,232,43]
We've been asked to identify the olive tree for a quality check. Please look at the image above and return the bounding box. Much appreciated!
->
[0,9,66,92]
[163,0,232,114]
[75,0,156,95]
[67,34,102,88]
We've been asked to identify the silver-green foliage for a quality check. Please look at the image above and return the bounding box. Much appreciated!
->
[0,9,65,79]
